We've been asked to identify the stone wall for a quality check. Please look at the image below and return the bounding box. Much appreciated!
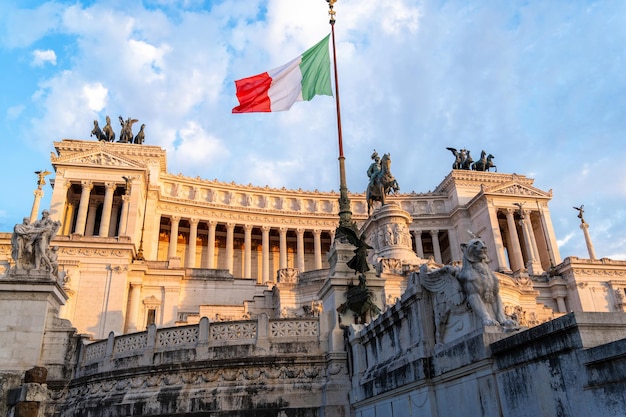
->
[57,315,350,417]
[348,299,626,417]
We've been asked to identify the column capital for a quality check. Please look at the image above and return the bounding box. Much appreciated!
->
[189,217,199,225]
[262,225,271,232]
[412,230,422,236]
[430,229,439,236]
[226,222,236,230]
[505,207,516,215]
[279,226,288,233]
[296,228,305,235]
[171,215,181,223]
[81,180,94,190]
[313,229,321,236]
[244,224,253,232]
[104,182,117,191]
[64,180,73,190]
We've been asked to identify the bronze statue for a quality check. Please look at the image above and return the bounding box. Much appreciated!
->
[471,150,496,172]
[35,170,51,189]
[573,205,585,223]
[446,147,473,170]
[118,116,139,143]
[90,120,106,141]
[134,124,146,144]
[366,152,399,215]
[103,115,115,142]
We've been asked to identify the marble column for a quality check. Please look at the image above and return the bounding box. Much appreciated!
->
[430,230,442,264]
[62,201,76,236]
[85,202,98,237]
[226,223,235,274]
[118,194,130,236]
[168,216,180,259]
[108,201,121,237]
[296,228,305,272]
[244,224,253,278]
[447,228,461,262]
[74,180,93,235]
[412,230,424,258]
[186,218,199,268]
[206,221,216,269]
[30,189,44,224]
[126,283,142,332]
[262,226,270,283]
[505,208,525,271]
[519,211,542,274]
[279,227,288,269]
[99,182,116,237]
[313,229,322,270]
[580,222,597,260]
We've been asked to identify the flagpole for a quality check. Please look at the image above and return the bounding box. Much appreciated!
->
[327,0,353,229]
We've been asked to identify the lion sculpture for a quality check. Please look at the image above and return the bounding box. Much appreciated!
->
[457,238,516,327]
[420,237,516,346]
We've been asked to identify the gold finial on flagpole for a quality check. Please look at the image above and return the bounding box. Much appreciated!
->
[327,0,336,24]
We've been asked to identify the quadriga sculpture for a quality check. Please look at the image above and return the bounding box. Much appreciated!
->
[419,236,516,346]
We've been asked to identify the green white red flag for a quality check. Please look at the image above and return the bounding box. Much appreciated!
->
[232,35,332,113]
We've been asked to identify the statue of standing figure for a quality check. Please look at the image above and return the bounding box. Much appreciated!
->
[11,210,62,278]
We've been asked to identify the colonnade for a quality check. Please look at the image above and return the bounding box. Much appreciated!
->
[60,180,129,237]
[495,207,558,274]
[157,215,334,283]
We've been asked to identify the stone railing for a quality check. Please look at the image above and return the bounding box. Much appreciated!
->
[78,315,321,377]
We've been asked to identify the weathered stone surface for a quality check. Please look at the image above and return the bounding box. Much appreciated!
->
[24,367,47,384]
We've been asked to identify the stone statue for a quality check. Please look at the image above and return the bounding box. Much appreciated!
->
[11,217,36,270]
[458,238,516,327]
[420,236,516,345]
[103,115,115,142]
[134,124,146,144]
[471,150,496,172]
[11,210,61,276]
[90,120,106,141]
[118,116,139,143]
[446,147,473,170]
[419,263,465,346]
[365,152,400,215]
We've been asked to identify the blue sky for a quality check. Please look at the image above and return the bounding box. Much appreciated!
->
[1,0,625,260]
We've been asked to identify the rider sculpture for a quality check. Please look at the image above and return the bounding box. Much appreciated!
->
[366,150,399,215]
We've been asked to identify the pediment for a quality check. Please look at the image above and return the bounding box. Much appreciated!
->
[484,181,551,198]
[52,148,146,169]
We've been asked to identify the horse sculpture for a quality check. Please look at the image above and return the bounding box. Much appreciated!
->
[366,153,399,215]
[471,151,496,172]
[90,120,106,141]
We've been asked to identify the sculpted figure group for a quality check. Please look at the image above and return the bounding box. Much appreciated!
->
[446,147,496,172]
[91,115,146,144]
[11,210,62,279]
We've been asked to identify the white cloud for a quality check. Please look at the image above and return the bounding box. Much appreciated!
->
[31,49,57,67]
[82,83,108,111]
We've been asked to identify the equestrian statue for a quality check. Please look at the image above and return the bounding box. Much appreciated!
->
[366,150,400,215]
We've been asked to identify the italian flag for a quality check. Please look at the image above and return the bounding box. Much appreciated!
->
[232,35,333,113]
